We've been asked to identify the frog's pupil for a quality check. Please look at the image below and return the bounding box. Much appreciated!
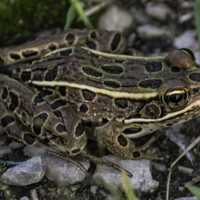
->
[169,94,183,103]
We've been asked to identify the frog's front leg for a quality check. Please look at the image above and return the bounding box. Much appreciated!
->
[95,121,158,160]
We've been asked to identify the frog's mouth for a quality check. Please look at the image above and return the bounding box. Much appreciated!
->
[124,96,200,125]
[116,96,200,139]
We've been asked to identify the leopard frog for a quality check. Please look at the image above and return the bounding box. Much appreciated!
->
[0,40,200,161]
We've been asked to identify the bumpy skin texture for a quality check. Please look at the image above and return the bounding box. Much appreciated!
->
[0,31,200,160]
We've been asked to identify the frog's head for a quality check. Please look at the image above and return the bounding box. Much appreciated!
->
[121,49,200,138]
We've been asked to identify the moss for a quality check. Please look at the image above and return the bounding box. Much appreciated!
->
[0,0,67,45]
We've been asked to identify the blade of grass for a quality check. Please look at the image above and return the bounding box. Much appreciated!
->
[121,172,139,200]
[69,0,93,28]
[195,0,200,46]
[64,5,76,30]
[186,185,200,200]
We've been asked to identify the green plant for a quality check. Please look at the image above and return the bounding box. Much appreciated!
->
[122,172,139,200]
[65,0,93,29]
[187,185,200,200]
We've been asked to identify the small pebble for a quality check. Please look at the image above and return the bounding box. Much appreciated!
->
[0,146,12,158]
[98,5,133,31]
[146,3,172,21]
[174,30,197,49]
[175,197,197,200]
[138,25,171,39]
[20,197,30,200]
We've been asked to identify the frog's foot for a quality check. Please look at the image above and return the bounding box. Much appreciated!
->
[96,122,161,161]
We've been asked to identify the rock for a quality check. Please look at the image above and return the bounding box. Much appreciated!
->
[24,144,90,185]
[23,143,49,157]
[179,13,193,24]
[166,125,194,163]
[146,3,172,21]
[0,145,12,158]
[98,5,133,32]
[174,31,197,49]
[44,154,90,186]
[137,25,171,39]
[93,156,159,193]
[131,8,149,24]
[175,197,197,200]
[195,51,200,64]
[20,197,30,200]
[0,156,45,186]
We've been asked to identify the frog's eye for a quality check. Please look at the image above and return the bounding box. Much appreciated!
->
[163,89,189,110]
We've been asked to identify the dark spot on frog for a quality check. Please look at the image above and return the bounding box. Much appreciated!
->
[101,64,124,75]
[189,73,200,82]
[139,79,162,89]
[65,33,76,45]
[22,49,39,58]
[56,123,66,133]
[114,99,129,109]
[104,80,121,89]
[51,99,67,110]
[1,115,15,127]
[33,112,49,135]
[132,151,141,158]
[75,122,85,137]
[82,66,102,78]
[117,135,128,147]
[123,127,142,135]
[9,52,21,61]
[79,104,89,113]
[21,71,31,82]
[145,62,162,72]
[110,32,122,52]
[23,133,35,145]
[1,87,8,100]
[86,40,97,50]
[44,67,58,81]
[81,89,96,101]
[8,91,19,111]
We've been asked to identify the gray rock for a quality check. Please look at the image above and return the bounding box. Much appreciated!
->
[179,13,193,23]
[0,156,45,186]
[0,146,12,158]
[138,25,171,39]
[23,143,49,157]
[174,31,197,49]
[20,197,30,200]
[175,197,197,200]
[146,3,172,21]
[98,5,133,32]
[166,125,194,163]
[131,8,149,24]
[195,51,200,64]
[93,156,159,193]
[44,155,90,186]
[24,144,90,185]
